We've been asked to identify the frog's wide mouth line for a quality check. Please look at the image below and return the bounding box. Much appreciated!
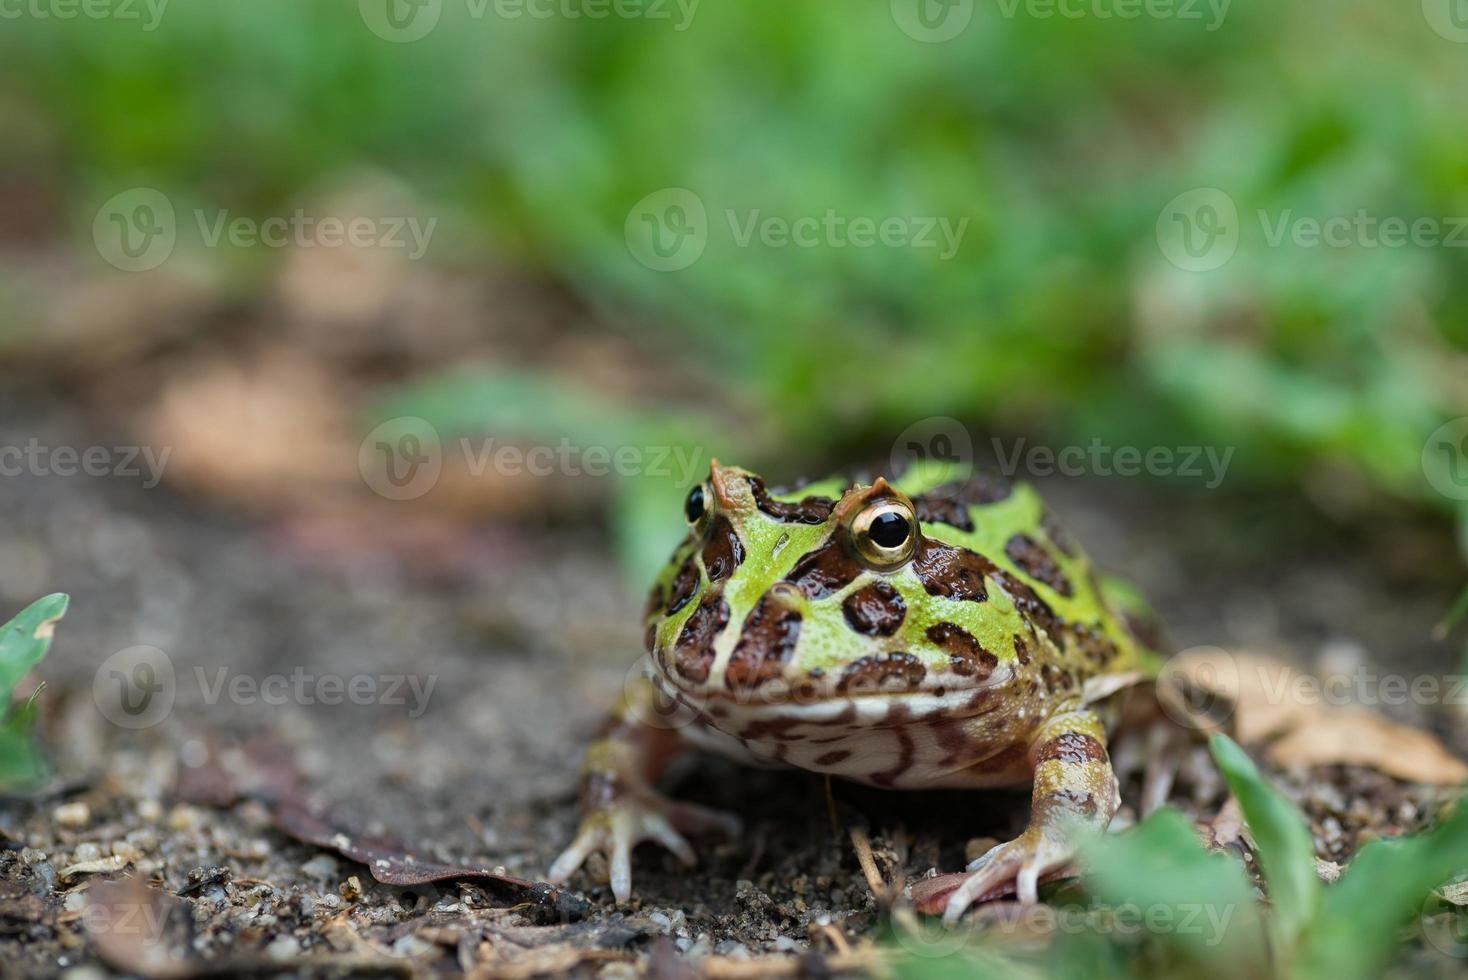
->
[649,666,1016,728]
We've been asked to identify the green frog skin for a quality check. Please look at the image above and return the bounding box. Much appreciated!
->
[549,459,1162,923]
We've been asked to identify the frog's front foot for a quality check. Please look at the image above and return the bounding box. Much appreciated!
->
[940,709,1120,924]
[939,828,1077,923]
[548,790,740,902]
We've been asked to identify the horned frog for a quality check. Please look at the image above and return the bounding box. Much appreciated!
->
[549,458,1165,922]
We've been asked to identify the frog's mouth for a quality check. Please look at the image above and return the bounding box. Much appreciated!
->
[649,653,1017,728]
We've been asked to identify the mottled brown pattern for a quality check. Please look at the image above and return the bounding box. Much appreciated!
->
[841,581,906,636]
[870,724,915,787]
[725,593,803,692]
[1041,512,1077,557]
[911,494,974,532]
[666,555,700,615]
[1123,609,1164,653]
[785,540,863,600]
[838,652,927,695]
[748,477,835,525]
[1035,731,1107,766]
[1066,622,1120,666]
[1005,532,1074,597]
[924,622,999,679]
[1040,662,1076,694]
[1045,788,1099,817]
[814,749,852,766]
[643,624,656,654]
[1012,631,1032,666]
[992,570,1059,636]
[673,593,729,683]
[701,515,745,583]
[911,540,993,602]
[906,471,1013,505]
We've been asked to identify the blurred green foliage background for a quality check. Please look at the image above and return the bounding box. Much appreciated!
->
[2,0,1466,550]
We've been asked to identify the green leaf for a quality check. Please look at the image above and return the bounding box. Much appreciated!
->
[1083,807,1268,978]
[1295,799,1468,980]
[1209,733,1319,954]
[0,593,69,709]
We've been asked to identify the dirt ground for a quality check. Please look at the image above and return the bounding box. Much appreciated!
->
[1,391,1465,978]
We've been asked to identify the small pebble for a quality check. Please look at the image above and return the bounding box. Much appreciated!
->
[266,935,300,962]
[53,802,91,828]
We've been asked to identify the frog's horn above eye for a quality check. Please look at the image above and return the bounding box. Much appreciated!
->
[708,458,744,510]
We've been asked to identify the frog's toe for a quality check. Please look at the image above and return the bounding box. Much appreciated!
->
[943,832,1073,924]
[549,801,710,903]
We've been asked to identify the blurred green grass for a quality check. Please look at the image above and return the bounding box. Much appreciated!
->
[2,1,1466,531]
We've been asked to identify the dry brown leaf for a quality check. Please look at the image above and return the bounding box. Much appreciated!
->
[1266,706,1468,784]
[1167,648,1468,786]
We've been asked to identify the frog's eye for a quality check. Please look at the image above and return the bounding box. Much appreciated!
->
[849,499,917,568]
[685,483,710,525]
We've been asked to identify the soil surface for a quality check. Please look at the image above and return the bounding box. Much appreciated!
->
[1,392,1465,978]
